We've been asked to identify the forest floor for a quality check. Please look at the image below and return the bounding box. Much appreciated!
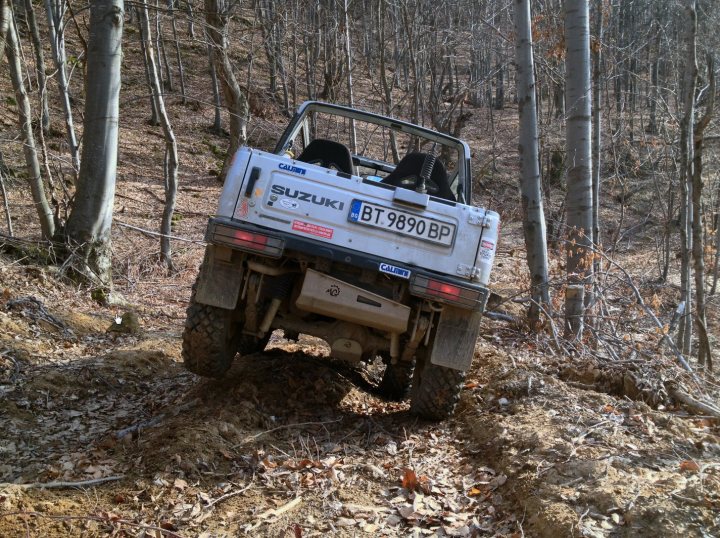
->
[1,239,719,537]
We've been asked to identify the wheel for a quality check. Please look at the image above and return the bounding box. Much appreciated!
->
[182,295,240,378]
[377,359,414,401]
[409,355,466,421]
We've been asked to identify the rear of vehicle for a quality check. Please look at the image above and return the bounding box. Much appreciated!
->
[182,102,499,420]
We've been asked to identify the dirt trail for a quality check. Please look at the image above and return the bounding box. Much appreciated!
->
[1,265,719,537]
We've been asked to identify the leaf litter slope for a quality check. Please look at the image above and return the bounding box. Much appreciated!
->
[1,259,719,537]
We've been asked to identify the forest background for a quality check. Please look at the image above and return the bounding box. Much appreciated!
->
[1,0,720,536]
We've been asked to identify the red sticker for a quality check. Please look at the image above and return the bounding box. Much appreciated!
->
[237,199,249,218]
[481,240,495,249]
[292,220,334,239]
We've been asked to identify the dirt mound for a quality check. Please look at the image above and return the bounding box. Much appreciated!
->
[461,337,720,537]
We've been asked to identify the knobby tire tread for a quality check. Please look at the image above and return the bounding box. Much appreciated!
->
[410,361,465,421]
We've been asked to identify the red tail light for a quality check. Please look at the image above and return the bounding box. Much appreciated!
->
[233,230,268,248]
[427,279,461,300]
[211,224,283,257]
[409,274,487,310]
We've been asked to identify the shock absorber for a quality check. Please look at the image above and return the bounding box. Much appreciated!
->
[258,273,296,336]
[416,143,437,194]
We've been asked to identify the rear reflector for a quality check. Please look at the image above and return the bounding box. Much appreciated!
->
[212,224,284,257]
[410,275,488,310]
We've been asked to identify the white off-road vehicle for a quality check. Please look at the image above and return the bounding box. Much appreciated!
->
[182,101,499,419]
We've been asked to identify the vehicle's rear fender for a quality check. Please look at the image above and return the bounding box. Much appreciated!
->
[195,245,245,310]
[429,305,483,371]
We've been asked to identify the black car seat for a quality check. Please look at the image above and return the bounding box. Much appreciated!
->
[381,152,455,201]
[297,139,354,175]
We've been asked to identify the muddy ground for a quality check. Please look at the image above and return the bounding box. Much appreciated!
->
[1,258,719,538]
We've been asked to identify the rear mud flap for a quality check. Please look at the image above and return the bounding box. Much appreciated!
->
[429,306,483,371]
[195,245,244,309]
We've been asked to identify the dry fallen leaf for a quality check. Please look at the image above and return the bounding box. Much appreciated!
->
[679,460,700,472]
[402,468,419,491]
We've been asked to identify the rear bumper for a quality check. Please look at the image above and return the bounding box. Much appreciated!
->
[206,217,490,312]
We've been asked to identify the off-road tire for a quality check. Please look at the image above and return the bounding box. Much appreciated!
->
[409,358,466,420]
[377,359,414,401]
[182,298,240,378]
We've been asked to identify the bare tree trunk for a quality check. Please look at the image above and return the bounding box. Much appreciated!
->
[677,0,697,356]
[44,0,80,176]
[691,54,714,368]
[140,0,179,271]
[0,0,9,58]
[564,0,593,338]
[0,168,13,236]
[24,0,50,134]
[513,0,550,326]
[377,0,399,162]
[185,0,195,38]
[136,6,160,125]
[205,0,249,178]
[343,0,356,153]
[5,4,54,239]
[591,0,602,268]
[64,0,124,288]
[167,0,187,104]
[207,39,223,134]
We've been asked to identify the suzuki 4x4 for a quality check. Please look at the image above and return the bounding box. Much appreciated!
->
[182,101,500,420]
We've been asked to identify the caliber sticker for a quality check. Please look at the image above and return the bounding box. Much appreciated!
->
[379,263,411,279]
[278,163,307,175]
[292,220,334,239]
[279,199,300,210]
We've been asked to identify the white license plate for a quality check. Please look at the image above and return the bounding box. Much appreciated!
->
[348,200,455,246]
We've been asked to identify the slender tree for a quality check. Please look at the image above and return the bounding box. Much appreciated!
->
[677,0,697,356]
[24,0,50,133]
[205,0,249,177]
[564,0,593,338]
[64,0,124,287]
[513,0,550,325]
[5,2,54,239]
[44,0,80,175]
[0,0,10,61]
[139,0,179,271]
[691,54,713,368]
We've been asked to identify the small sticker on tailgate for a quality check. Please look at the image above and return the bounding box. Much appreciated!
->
[292,220,334,239]
[379,263,411,279]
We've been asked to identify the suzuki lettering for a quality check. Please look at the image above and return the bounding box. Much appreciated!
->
[270,185,345,211]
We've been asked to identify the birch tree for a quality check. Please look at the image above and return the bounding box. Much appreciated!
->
[513,0,550,325]
[564,0,593,338]
[64,0,124,287]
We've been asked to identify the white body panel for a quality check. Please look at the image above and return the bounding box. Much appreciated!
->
[217,148,499,286]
